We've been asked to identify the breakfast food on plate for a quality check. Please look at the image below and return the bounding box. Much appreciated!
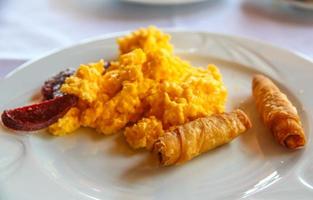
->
[252,74,306,149]
[2,26,306,168]
[152,109,252,166]
[1,95,78,131]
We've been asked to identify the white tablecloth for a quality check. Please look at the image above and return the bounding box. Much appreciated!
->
[0,0,312,60]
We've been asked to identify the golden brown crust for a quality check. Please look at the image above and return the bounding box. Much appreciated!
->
[252,74,306,149]
[152,109,252,166]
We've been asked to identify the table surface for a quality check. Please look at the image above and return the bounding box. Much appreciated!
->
[0,0,312,74]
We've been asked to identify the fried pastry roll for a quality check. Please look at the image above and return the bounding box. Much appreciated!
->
[152,109,252,166]
[252,74,306,149]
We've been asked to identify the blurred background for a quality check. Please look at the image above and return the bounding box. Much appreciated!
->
[0,0,312,62]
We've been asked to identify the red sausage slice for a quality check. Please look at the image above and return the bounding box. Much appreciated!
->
[1,94,78,131]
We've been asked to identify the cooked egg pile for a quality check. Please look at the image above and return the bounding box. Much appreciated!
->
[49,27,228,150]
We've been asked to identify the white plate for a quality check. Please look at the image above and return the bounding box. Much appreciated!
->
[121,0,213,5]
[281,0,313,10]
[0,31,313,200]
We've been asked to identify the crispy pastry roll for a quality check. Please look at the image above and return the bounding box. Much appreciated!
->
[252,74,306,149]
[152,109,252,166]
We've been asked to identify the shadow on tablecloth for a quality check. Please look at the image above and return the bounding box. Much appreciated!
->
[241,0,313,26]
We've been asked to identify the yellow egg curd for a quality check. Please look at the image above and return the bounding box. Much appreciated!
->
[49,27,228,150]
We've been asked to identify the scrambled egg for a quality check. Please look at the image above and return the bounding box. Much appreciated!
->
[49,27,228,150]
